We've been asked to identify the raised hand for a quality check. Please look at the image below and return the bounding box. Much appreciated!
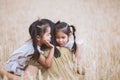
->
[44,40,54,48]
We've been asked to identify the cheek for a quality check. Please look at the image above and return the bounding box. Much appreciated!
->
[46,36,51,42]
[48,36,51,40]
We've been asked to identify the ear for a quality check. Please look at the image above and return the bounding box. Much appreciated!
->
[36,35,41,41]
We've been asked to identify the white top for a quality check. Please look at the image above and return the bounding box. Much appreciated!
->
[65,40,74,50]
[5,40,43,76]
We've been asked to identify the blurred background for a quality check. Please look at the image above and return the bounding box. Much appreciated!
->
[0,0,120,80]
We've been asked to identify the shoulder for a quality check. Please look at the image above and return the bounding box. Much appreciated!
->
[11,40,34,56]
[65,40,74,49]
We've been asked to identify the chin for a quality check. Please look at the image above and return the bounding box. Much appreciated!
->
[59,45,65,47]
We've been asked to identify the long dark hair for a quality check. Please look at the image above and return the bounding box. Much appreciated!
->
[29,19,61,61]
[54,21,77,53]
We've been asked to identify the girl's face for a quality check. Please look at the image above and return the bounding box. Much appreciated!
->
[39,27,51,45]
[55,31,69,47]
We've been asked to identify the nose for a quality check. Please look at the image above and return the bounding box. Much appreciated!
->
[59,39,62,42]
[50,35,51,38]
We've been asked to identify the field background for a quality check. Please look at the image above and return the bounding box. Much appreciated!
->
[0,0,120,80]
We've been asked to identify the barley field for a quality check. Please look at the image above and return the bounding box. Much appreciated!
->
[0,0,120,80]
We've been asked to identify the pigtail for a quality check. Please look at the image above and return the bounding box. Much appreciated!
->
[29,20,41,61]
[70,25,77,53]
[32,27,40,61]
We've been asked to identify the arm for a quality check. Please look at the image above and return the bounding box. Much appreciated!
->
[38,41,54,68]
[75,41,85,75]
[75,42,82,65]
[38,47,54,68]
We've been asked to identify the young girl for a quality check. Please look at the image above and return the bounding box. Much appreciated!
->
[27,22,84,80]
[0,19,57,80]
[54,21,85,75]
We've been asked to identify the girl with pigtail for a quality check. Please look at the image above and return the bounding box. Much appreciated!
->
[29,21,85,80]
[54,21,85,75]
[0,19,61,80]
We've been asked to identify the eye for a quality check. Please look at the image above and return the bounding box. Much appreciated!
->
[47,33,50,36]
[62,36,66,39]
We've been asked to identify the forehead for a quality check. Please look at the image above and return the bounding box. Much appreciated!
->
[56,31,67,36]
[42,27,51,37]
[45,27,51,32]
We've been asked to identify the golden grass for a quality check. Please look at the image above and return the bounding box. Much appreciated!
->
[0,24,119,80]
[80,29,120,80]
[0,0,120,80]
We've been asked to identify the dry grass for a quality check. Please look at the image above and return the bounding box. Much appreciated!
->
[0,0,120,80]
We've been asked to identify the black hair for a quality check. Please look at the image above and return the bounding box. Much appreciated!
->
[40,19,61,58]
[29,19,61,61]
[54,21,77,53]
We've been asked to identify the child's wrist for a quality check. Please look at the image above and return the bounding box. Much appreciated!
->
[50,46,54,49]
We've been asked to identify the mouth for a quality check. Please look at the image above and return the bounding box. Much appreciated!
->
[48,39,51,42]
[59,43,64,47]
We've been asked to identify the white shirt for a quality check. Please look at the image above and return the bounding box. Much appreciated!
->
[5,40,43,76]
[65,40,74,50]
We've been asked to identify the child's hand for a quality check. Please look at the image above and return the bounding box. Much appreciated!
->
[44,40,54,48]
[77,66,85,75]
